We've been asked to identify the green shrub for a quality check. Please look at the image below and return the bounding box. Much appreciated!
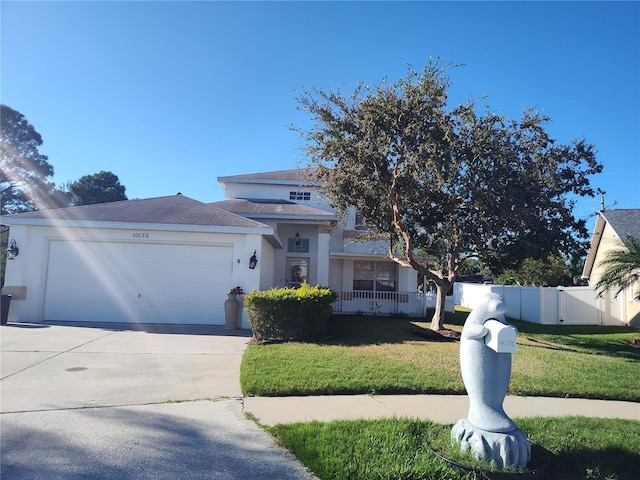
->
[243,283,338,342]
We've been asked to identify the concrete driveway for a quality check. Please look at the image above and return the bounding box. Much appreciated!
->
[0,322,316,479]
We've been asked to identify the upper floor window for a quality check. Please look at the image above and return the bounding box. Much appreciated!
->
[290,191,311,201]
[355,212,369,231]
[353,261,397,292]
[287,237,310,253]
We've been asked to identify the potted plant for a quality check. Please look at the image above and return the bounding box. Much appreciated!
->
[225,286,244,329]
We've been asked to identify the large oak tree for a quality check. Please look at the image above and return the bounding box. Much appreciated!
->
[297,61,603,330]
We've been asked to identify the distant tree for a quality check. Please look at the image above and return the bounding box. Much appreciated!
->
[455,257,493,284]
[594,235,640,301]
[297,60,603,330]
[43,185,73,209]
[0,105,55,214]
[66,170,127,206]
[496,255,569,287]
[458,258,483,277]
[566,255,588,286]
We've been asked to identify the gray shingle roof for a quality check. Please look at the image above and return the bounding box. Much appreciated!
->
[583,208,640,278]
[2,194,269,228]
[217,168,320,185]
[210,198,335,220]
[602,209,640,241]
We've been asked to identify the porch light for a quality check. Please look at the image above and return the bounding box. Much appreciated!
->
[249,250,258,269]
[6,239,19,260]
[295,229,301,246]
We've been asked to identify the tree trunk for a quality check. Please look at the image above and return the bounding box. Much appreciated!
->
[429,280,449,331]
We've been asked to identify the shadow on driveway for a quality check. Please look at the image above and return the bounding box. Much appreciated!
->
[35,320,253,337]
[1,400,315,480]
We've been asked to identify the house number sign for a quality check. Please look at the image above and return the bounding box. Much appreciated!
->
[132,233,149,239]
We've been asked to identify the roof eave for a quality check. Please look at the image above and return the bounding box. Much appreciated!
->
[329,252,390,260]
[582,213,606,279]
[4,217,273,234]
[217,177,322,187]
[239,213,336,221]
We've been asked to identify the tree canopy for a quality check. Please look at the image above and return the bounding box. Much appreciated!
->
[1,106,129,212]
[297,61,603,330]
[496,255,568,287]
[64,170,127,206]
[1,105,55,214]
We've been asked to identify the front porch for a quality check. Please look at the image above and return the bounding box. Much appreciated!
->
[331,291,454,317]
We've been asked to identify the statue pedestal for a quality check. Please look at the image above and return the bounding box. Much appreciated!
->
[451,418,531,469]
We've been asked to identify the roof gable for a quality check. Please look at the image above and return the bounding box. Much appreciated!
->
[583,208,640,278]
[601,209,640,241]
[2,194,269,229]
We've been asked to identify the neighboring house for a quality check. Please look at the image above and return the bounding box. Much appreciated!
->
[2,168,424,326]
[582,209,640,326]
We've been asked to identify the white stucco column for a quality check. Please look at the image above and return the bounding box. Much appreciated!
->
[317,230,330,286]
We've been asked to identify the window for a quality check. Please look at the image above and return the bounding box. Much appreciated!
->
[355,212,369,231]
[287,258,308,286]
[353,261,397,292]
[375,262,397,291]
[353,261,374,291]
[290,191,311,201]
[287,237,309,253]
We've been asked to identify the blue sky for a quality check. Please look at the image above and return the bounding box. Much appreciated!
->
[2,1,638,226]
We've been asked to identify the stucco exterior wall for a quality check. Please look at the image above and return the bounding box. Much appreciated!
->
[589,222,640,326]
[3,223,263,324]
[223,172,429,302]
[224,182,330,212]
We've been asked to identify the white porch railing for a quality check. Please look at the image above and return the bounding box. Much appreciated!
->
[332,291,454,317]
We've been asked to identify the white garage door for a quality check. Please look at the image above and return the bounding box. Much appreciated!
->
[44,240,233,324]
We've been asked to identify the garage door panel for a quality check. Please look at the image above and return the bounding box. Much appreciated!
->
[44,241,233,324]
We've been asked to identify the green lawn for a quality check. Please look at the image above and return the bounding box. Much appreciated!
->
[241,312,640,401]
[270,417,640,480]
[241,312,640,479]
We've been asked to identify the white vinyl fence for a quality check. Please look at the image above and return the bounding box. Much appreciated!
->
[454,283,602,325]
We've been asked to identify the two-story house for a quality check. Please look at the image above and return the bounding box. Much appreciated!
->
[1,168,426,327]
[213,169,424,317]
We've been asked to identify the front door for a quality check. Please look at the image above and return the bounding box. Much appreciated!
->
[287,258,309,287]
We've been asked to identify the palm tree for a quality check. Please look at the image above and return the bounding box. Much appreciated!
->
[594,235,640,301]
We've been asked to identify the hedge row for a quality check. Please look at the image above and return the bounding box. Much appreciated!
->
[243,283,338,342]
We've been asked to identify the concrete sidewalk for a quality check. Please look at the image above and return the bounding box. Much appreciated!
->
[243,394,640,426]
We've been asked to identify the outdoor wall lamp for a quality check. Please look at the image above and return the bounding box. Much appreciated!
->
[6,239,19,260]
[249,250,258,269]
[295,229,301,246]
